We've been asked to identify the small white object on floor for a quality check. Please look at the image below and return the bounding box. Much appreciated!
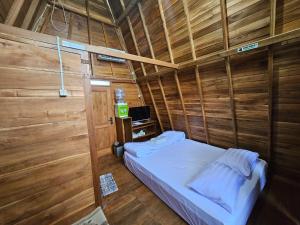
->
[99,173,118,197]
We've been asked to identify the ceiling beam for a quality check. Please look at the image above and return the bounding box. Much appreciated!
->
[182,0,209,143]
[138,2,174,130]
[48,0,116,27]
[21,0,40,29]
[5,0,26,25]
[179,28,300,69]
[116,0,140,24]
[0,23,178,69]
[120,0,164,132]
[220,0,238,148]
[157,0,191,138]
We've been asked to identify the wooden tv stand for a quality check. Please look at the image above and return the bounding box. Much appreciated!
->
[115,117,158,144]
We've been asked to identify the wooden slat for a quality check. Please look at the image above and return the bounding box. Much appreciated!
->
[0,23,178,69]
[138,2,173,130]
[182,0,209,143]
[21,0,40,29]
[220,0,238,147]
[4,0,26,25]
[120,0,163,131]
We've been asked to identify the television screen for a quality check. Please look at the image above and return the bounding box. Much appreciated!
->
[129,106,150,122]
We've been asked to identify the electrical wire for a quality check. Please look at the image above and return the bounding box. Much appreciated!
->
[50,0,68,32]
[32,3,50,32]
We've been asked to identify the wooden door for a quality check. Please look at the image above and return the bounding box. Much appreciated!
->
[91,85,116,156]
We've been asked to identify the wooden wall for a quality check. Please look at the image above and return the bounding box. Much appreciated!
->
[0,37,96,224]
[115,0,300,182]
[37,6,143,107]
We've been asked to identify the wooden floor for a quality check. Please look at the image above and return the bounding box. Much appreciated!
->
[98,154,300,225]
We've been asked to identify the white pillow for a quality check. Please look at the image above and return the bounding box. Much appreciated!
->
[216,148,259,177]
[124,131,186,158]
[188,162,245,213]
[159,131,186,143]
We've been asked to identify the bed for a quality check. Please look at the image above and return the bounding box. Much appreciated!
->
[124,138,267,225]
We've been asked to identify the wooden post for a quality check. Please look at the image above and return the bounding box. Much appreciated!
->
[81,51,101,207]
[120,0,164,131]
[137,2,174,130]
[85,0,94,78]
[5,0,26,25]
[157,0,191,138]
[174,71,191,138]
[21,0,40,29]
[267,0,277,162]
[220,0,238,147]
[182,0,209,143]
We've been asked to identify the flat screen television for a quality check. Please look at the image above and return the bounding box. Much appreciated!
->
[129,106,150,122]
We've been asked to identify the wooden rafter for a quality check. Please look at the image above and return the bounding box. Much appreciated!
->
[220,0,238,147]
[135,27,300,82]
[179,28,300,69]
[5,0,26,25]
[195,67,209,143]
[182,0,209,143]
[157,0,191,138]
[116,0,140,24]
[120,0,164,132]
[21,0,40,29]
[267,0,277,161]
[137,2,174,130]
[48,0,116,26]
[0,23,178,69]
[85,0,94,77]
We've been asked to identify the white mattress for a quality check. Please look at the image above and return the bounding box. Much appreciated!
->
[124,139,267,225]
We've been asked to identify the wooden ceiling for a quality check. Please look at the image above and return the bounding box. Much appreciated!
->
[0,0,115,29]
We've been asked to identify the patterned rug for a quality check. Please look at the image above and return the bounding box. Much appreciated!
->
[72,207,109,225]
[99,173,118,197]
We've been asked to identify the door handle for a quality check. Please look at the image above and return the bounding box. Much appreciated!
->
[108,117,113,124]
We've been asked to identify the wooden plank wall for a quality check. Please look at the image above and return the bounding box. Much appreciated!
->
[0,38,96,224]
[38,6,144,107]
[115,0,300,182]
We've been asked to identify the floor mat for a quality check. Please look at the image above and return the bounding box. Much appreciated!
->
[99,173,118,197]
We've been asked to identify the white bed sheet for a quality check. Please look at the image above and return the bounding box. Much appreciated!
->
[124,139,267,225]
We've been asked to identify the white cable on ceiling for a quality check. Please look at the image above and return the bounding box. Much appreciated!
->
[50,0,68,32]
